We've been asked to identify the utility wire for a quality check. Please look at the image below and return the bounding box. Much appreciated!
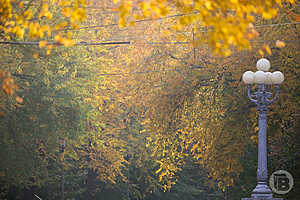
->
[54,21,300,44]
[0,20,298,46]
[95,68,181,76]
[193,21,300,31]
[4,37,298,78]
[59,14,299,32]
[0,41,130,45]
[10,68,182,80]
[1,38,299,46]
[254,21,300,28]
[59,12,198,31]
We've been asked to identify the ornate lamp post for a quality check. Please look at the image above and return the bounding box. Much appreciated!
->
[59,138,66,200]
[241,58,284,200]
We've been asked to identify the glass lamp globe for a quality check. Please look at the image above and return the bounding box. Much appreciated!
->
[254,71,266,84]
[264,72,273,85]
[242,71,255,84]
[271,71,284,84]
[256,58,270,72]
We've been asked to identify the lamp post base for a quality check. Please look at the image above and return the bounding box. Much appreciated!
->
[241,182,281,200]
[242,198,282,200]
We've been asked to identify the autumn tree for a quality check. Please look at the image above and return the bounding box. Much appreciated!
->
[0,2,127,198]
[116,0,295,54]
[0,0,87,103]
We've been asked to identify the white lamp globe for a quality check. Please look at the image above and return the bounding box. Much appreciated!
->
[264,72,273,85]
[254,71,266,84]
[256,58,270,71]
[242,71,255,84]
[271,71,284,84]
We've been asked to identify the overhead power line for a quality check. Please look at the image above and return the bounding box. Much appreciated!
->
[96,68,181,76]
[254,21,300,28]
[59,12,198,31]
[194,21,300,31]
[1,38,299,46]
[0,21,299,46]
[59,12,299,32]
[0,41,130,45]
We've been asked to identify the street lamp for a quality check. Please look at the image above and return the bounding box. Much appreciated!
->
[59,138,66,200]
[241,58,284,200]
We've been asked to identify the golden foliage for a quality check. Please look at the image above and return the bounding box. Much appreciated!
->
[0,0,86,44]
[0,0,87,96]
[0,71,18,97]
[116,0,295,55]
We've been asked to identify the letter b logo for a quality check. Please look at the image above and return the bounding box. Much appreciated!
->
[270,170,294,194]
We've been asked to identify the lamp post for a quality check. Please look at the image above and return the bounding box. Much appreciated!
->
[241,58,284,200]
[59,138,66,200]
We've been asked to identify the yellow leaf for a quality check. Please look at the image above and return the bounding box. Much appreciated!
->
[41,25,51,36]
[45,12,53,20]
[262,12,272,19]
[71,23,79,29]
[224,49,231,57]
[46,49,51,55]
[250,135,258,143]
[163,30,170,35]
[62,7,72,18]
[285,0,294,4]
[39,3,52,19]
[55,22,68,30]
[39,40,47,48]
[264,45,272,55]
[129,21,136,26]
[16,28,24,39]
[47,44,53,50]
[258,49,264,56]
[140,2,150,11]
[58,0,72,6]
[292,13,300,22]
[119,18,126,27]
[155,168,162,174]
[42,4,49,11]
[191,144,198,153]
[205,1,213,10]
[275,40,285,48]
[54,34,61,42]
[16,96,23,103]
[33,53,39,59]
